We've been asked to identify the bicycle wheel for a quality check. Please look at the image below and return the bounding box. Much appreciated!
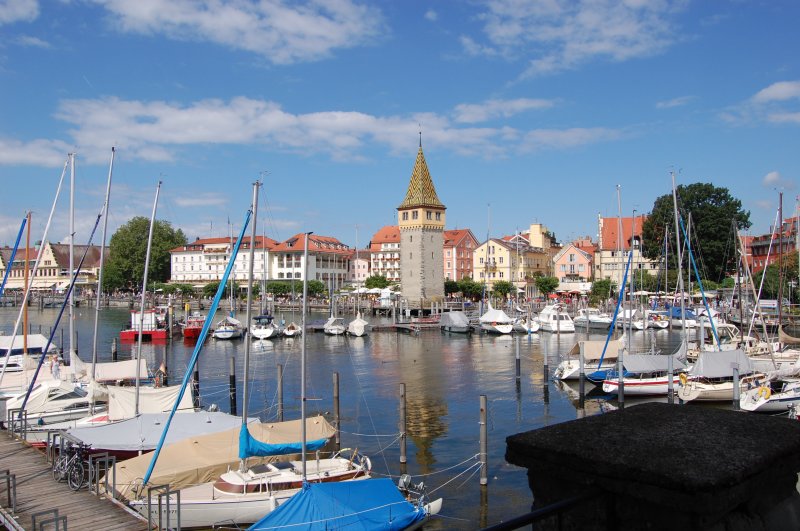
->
[67,460,85,491]
[52,457,67,482]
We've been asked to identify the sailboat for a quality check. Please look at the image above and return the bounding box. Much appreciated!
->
[214,224,244,339]
[251,314,283,339]
[347,233,371,337]
[323,293,346,336]
[479,299,514,334]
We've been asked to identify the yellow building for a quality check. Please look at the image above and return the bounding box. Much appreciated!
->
[473,234,551,299]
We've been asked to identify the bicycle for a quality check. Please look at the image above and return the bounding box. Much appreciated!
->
[52,444,90,490]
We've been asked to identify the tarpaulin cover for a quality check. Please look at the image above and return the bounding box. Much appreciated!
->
[112,415,334,500]
[690,349,753,378]
[239,423,329,459]
[479,303,514,324]
[104,384,196,420]
[70,353,148,383]
[566,339,625,361]
[439,311,470,328]
[622,354,686,373]
[248,478,425,530]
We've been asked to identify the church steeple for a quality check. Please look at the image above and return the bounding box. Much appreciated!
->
[398,147,445,210]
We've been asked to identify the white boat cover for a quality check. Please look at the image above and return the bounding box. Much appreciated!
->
[98,385,196,420]
[440,312,470,328]
[623,354,687,373]
[112,415,335,500]
[217,316,242,327]
[565,339,624,361]
[690,349,753,378]
[0,334,57,355]
[68,411,251,453]
[70,353,148,383]
[479,305,513,324]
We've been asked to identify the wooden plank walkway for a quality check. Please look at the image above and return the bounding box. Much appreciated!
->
[0,432,149,530]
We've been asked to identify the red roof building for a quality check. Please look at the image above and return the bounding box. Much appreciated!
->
[443,229,479,281]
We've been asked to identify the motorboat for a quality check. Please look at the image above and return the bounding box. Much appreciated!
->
[513,315,540,334]
[573,308,613,330]
[537,304,575,333]
[251,315,282,340]
[5,380,104,427]
[180,312,206,340]
[213,315,243,340]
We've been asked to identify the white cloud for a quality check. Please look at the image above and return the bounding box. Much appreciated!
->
[0,138,71,166]
[175,194,229,208]
[762,170,794,190]
[424,9,437,21]
[752,81,800,103]
[15,35,50,48]
[520,127,621,151]
[465,0,685,76]
[92,0,385,64]
[656,95,694,109]
[0,96,623,166]
[453,98,555,123]
[0,0,38,25]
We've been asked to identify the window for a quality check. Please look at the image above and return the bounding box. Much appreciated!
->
[426,211,432,220]
[402,212,408,221]
[447,262,451,268]
[479,258,484,264]
[435,212,441,221]
[446,250,451,257]
[410,236,413,243]
[569,253,576,262]
[499,257,503,264]
[560,265,566,272]
[412,211,419,220]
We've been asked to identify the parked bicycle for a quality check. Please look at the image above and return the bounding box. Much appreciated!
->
[52,444,90,491]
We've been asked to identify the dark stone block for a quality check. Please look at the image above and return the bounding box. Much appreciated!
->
[506,402,800,530]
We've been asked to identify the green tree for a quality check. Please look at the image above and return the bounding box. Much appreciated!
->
[641,183,750,283]
[103,217,187,292]
[590,279,617,305]
[754,252,799,303]
[491,280,514,298]
[457,277,483,300]
[364,275,389,289]
[202,280,240,298]
[535,276,559,297]
[444,280,459,295]
[307,280,326,296]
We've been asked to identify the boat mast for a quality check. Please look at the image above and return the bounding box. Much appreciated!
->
[23,211,30,355]
[135,181,162,416]
[670,172,688,339]
[69,153,76,361]
[301,231,312,481]
[91,147,115,387]
[239,181,259,472]
[778,192,784,331]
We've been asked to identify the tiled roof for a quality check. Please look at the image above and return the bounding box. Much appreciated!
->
[444,229,477,247]
[50,243,107,269]
[170,235,276,253]
[272,234,350,255]
[398,147,445,209]
[0,247,40,266]
[599,216,647,251]
[369,226,400,252]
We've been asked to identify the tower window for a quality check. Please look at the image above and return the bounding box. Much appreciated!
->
[426,211,432,220]
[402,212,408,221]
[436,212,441,221]
[412,211,418,220]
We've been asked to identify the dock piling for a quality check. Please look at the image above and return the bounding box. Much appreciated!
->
[277,364,284,422]
[515,338,521,382]
[229,357,237,416]
[333,372,340,448]
[111,337,117,361]
[732,363,740,411]
[480,394,488,486]
[399,383,407,464]
[192,365,200,409]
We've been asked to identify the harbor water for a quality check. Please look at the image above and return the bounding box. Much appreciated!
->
[1,306,689,529]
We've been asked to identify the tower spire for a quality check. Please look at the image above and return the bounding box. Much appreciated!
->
[418,124,422,148]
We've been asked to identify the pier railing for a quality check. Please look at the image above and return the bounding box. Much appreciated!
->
[480,492,612,531]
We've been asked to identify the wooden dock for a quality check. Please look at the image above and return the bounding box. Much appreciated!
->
[0,433,148,530]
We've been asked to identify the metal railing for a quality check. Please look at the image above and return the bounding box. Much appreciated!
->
[147,483,181,531]
[88,453,116,498]
[0,469,17,514]
[32,508,67,530]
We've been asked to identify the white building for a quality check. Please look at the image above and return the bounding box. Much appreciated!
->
[169,236,276,285]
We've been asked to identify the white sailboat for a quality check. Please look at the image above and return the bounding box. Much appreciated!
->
[479,300,514,334]
[213,315,243,339]
[251,314,282,339]
[347,312,371,337]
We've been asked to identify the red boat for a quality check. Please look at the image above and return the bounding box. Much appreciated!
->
[181,312,206,340]
[120,308,169,342]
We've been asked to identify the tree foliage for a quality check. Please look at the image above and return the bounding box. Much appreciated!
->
[535,276,559,296]
[641,183,750,283]
[753,252,799,303]
[103,217,187,292]
[491,280,514,298]
[457,277,483,300]
[590,278,617,305]
[444,280,460,295]
[364,275,389,289]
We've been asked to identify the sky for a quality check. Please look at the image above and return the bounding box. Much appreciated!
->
[1,0,799,252]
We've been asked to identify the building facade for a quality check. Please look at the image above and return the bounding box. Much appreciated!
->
[749,216,797,273]
[595,215,659,287]
[443,229,479,281]
[170,236,276,285]
[368,226,401,283]
[0,242,106,293]
[398,145,446,304]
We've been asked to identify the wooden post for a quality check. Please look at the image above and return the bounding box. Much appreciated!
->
[229,357,237,416]
[333,372,340,448]
[111,337,117,361]
[479,395,488,485]
[732,363,740,411]
[515,338,521,381]
[543,345,550,405]
[667,348,674,405]
[578,341,585,412]
[277,364,284,422]
[399,383,407,464]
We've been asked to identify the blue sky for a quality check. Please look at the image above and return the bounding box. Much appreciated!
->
[1,0,799,251]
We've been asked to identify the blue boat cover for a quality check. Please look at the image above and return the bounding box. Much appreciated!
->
[668,307,696,319]
[248,478,426,530]
[239,425,328,460]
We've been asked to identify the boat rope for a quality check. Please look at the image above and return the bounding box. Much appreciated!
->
[339,430,402,438]
[428,460,484,495]
[678,215,720,347]
[595,249,633,370]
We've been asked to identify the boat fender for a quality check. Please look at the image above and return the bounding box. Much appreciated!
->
[679,373,688,387]
[758,386,771,400]
[360,455,372,472]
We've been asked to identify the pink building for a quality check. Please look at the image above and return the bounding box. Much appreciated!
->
[443,229,479,280]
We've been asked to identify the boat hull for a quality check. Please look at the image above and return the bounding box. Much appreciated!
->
[602,376,682,396]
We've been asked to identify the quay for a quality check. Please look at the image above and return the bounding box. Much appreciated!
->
[0,432,147,531]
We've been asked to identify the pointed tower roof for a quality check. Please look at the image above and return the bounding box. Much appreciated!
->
[398,147,445,209]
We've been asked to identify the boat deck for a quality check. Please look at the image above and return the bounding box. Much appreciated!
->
[0,432,148,530]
